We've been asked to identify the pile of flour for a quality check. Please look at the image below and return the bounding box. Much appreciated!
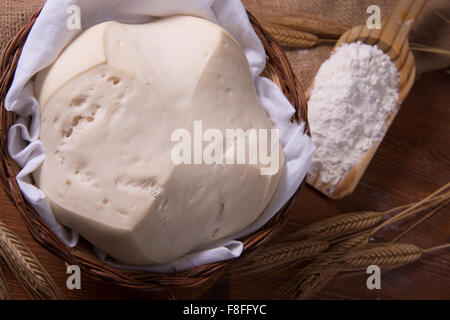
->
[307,41,399,190]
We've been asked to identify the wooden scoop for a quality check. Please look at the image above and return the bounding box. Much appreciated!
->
[308,0,427,199]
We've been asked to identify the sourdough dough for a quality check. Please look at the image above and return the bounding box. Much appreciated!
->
[34,16,284,265]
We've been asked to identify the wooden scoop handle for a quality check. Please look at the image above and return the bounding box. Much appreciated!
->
[381,0,427,59]
[336,0,427,53]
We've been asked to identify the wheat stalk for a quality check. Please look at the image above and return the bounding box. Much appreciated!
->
[297,243,425,298]
[288,211,384,241]
[287,190,448,244]
[230,240,329,276]
[368,184,450,237]
[393,199,449,242]
[262,23,320,48]
[0,259,11,300]
[435,11,450,24]
[296,189,449,299]
[278,232,371,299]
[0,220,61,300]
[298,232,372,277]
[410,43,450,57]
[251,240,329,264]
[334,187,450,244]
[297,188,448,297]
[230,184,449,298]
[235,186,448,288]
[262,17,450,57]
[293,241,422,299]
[339,243,423,271]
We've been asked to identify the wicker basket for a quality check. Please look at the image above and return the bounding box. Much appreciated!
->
[0,8,309,292]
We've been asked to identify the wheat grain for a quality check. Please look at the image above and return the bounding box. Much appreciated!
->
[0,220,61,300]
[262,23,319,48]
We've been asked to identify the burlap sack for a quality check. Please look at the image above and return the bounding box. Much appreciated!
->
[0,0,44,51]
[1,0,449,92]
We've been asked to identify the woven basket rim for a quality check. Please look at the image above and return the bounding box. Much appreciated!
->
[0,7,310,292]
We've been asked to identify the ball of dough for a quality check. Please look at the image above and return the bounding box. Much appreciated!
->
[34,16,284,265]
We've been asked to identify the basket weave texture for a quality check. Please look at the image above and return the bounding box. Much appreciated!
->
[0,8,309,291]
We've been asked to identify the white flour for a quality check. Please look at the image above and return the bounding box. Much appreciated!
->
[307,41,399,190]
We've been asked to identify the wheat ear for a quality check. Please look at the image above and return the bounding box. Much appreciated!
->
[339,243,423,271]
[0,220,62,300]
[230,240,329,276]
[288,211,384,241]
[279,232,371,299]
[0,259,11,300]
[262,23,320,48]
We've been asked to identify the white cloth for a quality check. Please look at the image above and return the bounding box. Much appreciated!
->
[5,0,315,273]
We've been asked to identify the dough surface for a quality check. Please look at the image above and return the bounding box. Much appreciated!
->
[34,16,284,265]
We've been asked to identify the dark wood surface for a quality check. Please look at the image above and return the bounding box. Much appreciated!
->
[0,69,449,300]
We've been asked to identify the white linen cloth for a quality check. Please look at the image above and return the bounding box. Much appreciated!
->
[5,0,315,272]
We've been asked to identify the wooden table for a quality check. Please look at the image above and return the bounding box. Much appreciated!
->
[1,68,449,300]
